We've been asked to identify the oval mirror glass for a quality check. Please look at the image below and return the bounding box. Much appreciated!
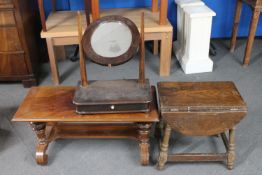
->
[91,21,132,58]
[82,16,140,66]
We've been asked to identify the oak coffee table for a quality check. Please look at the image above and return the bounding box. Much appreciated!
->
[12,86,159,165]
[157,82,247,170]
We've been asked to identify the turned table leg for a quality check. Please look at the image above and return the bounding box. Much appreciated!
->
[137,123,152,166]
[243,8,260,66]
[227,127,236,170]
[230,0,242,53]
[157,124,171,170]
[30,122,49,165]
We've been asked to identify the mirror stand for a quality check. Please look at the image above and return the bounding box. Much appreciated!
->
[73,12,151,114]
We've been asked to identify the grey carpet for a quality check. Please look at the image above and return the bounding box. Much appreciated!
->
[0,39,262,175]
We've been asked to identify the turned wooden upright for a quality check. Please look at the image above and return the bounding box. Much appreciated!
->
[230,0,262,66]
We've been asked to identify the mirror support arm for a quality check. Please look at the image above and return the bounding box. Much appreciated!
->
[139,12,146,85]
[77,11,89,87]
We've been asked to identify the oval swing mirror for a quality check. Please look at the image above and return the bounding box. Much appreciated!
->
[82,16,140,66]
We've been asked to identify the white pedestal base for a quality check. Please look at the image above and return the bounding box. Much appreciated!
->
[173,41,182,62]
[177,5,216,74]
[179,56,213,74]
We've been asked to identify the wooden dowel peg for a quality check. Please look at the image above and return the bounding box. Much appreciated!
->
[77,11,88,87]
[159,0,168,25]
[91,0,100,21]
[152,0,158,12]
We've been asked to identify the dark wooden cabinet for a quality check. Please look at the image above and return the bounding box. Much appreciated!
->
[0,0,41,87]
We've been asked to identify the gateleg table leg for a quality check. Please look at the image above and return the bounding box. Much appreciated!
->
[227,127,236,170]
[137,123,152,166]
[30,122,49,165]
[157,124,171,170]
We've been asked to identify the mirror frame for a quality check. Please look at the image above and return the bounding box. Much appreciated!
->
[82,15,140,66]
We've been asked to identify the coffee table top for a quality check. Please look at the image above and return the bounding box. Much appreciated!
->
[12,86,159,123]
[157,81,247,112]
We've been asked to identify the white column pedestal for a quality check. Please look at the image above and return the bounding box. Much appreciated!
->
[174,0,204,62]
[180,5,216,74]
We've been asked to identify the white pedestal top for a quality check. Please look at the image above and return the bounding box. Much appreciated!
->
[175,0,204,7]
[184,6,216,17]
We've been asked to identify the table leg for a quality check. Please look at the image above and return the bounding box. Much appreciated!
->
[153,41,159,55]
[243,8,260,66]
[46,38,60,85]
[157,124,171,170]
[227,127,236,170]
[230,0,242,53]
[137,123,152,166]
[160,32,172,76]
[30,122,49,165]
[55,46,66,60]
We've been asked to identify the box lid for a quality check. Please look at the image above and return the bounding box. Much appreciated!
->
[73,79,151,105]
[157,82,247,112]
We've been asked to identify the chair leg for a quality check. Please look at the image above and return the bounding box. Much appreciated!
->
[230,0,242,53]
[243,8,261,66]
[37,0,47,31]
[153,41,159,55]
[51,0,56,12]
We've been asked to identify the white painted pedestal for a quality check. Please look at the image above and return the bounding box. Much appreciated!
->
[174,0,205,62]
[180,6,216,74]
